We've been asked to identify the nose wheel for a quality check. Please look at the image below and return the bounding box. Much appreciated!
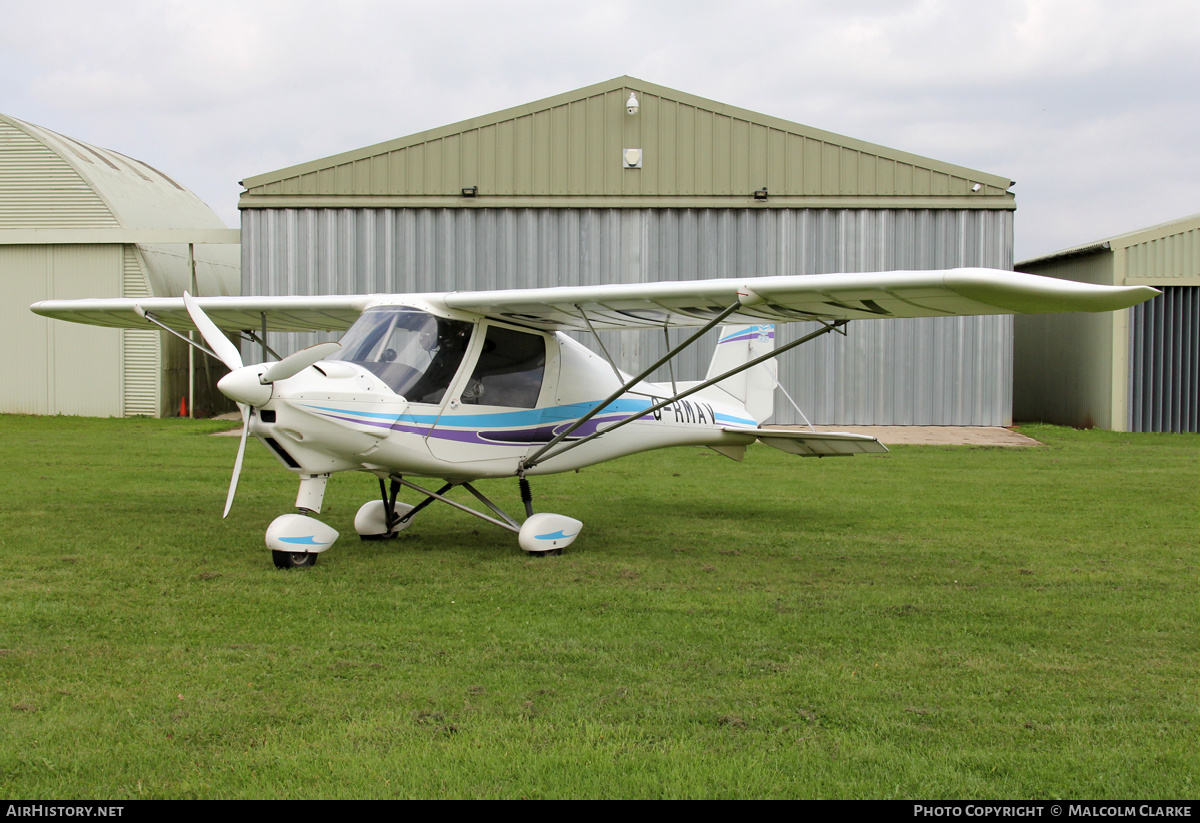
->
[272,550,317,569]
[265,513,338,569]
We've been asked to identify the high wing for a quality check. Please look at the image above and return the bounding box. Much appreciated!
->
[29,295,373,332]
[445,268,1160,331]
[30,268,1158,334]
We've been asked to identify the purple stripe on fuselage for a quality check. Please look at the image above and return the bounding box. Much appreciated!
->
[392,413,646,446]
[300,404,656,448]
[479,413,646,444]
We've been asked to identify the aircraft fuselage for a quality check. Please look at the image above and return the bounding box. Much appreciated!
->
[240,308,760,483]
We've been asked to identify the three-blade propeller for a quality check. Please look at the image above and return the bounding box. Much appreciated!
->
[182,293,340,517]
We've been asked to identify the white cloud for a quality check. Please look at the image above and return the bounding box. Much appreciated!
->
[1,0,1196,256]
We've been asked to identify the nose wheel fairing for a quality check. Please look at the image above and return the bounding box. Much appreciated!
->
[265,513,340,556]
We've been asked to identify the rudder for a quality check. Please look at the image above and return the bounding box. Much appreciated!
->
[706,324,777,424]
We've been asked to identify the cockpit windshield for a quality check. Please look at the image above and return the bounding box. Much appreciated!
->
[331,307,473,403]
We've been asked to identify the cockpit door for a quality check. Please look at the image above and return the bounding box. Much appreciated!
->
[426,323,559,464]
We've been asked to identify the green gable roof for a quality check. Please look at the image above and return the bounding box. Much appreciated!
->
[240,76,1014,211]
[1018,212,1200,286]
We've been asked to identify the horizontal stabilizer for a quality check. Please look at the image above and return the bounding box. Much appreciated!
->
[724,427,889,457]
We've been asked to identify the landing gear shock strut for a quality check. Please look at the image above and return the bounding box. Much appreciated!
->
[518,473,535,519]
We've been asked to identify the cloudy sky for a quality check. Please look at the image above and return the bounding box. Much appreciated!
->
[2,0,1196,261]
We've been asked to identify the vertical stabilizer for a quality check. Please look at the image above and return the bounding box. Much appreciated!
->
[706,325,777,424]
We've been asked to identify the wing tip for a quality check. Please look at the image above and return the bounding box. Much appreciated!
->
[945,270,1161,314]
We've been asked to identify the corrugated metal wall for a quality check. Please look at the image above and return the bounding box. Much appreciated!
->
[1129,286,1198,432]
[120,245,160,416]
[1,244,53,413]
[1013,253,1117,429]
[1,243,124,416]
[242,206,1013,425]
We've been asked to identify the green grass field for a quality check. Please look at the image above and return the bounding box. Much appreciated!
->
[1,415,1195,799]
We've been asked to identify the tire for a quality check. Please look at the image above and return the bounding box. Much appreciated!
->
[272,550,317,569]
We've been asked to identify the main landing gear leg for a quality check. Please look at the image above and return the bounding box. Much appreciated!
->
[375,476,583,557]
[354,476,416,540]
[519,474,535,519]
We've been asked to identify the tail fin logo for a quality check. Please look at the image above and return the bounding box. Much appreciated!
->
[718,325,775,345]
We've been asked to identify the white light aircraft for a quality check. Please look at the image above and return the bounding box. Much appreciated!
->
[31,268,1157,568]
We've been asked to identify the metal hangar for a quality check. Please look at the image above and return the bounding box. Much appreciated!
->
[1015,213,1198,432]
[238,77,1017,425]
[0,113,240,418]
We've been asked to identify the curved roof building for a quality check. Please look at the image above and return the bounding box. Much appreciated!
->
[1,113,240,416]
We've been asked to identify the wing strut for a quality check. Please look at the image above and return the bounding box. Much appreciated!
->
[522,317,850,471]
[574,304,626,383]
[239,325,282,363]
[664,326,678,396]
[132,305,222,362]
[523,299,747,469]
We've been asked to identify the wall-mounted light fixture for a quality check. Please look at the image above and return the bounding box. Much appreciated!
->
[461,186,478,197]
[753,187,769,201]
[626,92,639,115]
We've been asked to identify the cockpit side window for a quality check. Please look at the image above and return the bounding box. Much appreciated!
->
[332,308,473,404]
[461,325,546,408]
